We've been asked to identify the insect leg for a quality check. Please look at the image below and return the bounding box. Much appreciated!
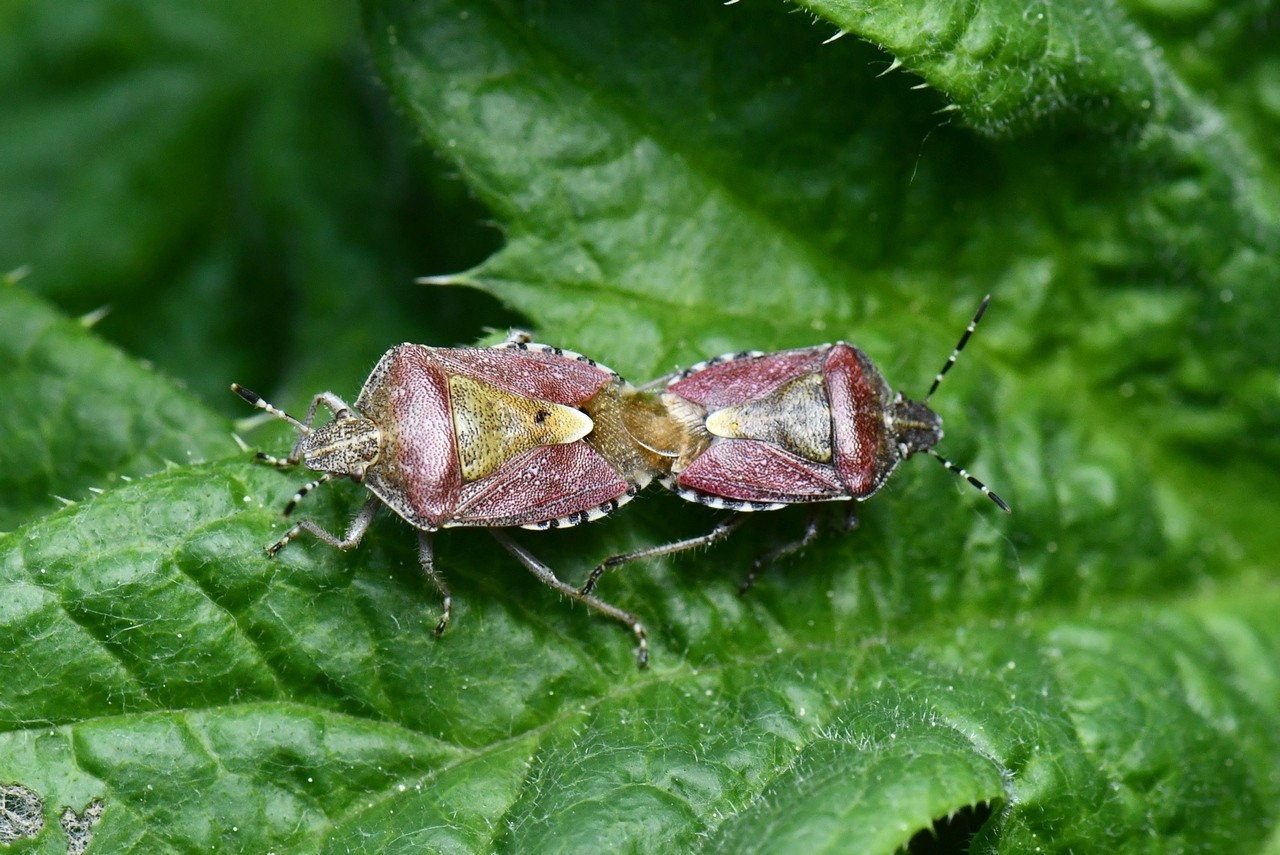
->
[738,509,821,595]
[490,531,650,669]
[266,495,379,557]
[580,515,747,597]
[416,531,453,636]
[304,391,356,425]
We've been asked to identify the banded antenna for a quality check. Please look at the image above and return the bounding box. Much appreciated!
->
[922,295,1010,513]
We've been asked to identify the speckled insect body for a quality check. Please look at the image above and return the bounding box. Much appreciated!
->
[234,301,1007,666]
[657,296,1008,512]
[233,336,667,666]
[578,296,1008,597]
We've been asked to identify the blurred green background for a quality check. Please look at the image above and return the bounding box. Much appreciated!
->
[1,0,511,412]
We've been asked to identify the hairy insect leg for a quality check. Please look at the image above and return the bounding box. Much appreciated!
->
[232,384,354,466]
[580,515,747,597]
[266,495,380,557]
[303,391,355,425]
[738,509,822,595]
[232,383,330,435]
[489,530,650,668]
[416,532,453,636]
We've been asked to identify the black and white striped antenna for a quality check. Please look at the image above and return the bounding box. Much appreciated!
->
[921,295,1010,512]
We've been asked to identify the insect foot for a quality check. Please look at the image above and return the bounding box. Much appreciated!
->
[233,338,672,668]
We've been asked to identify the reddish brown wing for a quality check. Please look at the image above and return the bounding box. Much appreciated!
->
[666,342,899,504]
[675,440,845,503]
[357,345,462,529]
[826,343,894,498]
[452,443,631,527]
[431,346,613,406]
[356,344,627,529]
[666,348,828,410]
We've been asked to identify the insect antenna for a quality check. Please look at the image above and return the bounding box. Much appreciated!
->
[231,384,310,434]
[925,448,1010,512]
[924,294,991,403]
[283,473,334,516]
[920,295,1009,512]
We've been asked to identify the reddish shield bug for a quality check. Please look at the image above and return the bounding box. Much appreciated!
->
[582,295,1008,596]
[233,335,669,666]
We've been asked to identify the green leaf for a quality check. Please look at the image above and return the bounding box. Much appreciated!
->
[4,461,1278,851]
[0,283,237,531]
[0,0,506,408]
[2,0,1279,852]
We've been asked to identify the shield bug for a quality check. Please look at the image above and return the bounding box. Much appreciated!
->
[582,295,1008,596]
[233,336,670,666]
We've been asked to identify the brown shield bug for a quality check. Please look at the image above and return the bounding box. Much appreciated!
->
[583,295,1008,596]
[233,335,670,666]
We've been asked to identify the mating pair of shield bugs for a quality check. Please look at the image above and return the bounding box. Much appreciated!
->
[232,297,1007,667]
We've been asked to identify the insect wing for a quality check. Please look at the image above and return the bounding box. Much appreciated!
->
[452,442,631,528]
[357,345,463,529]
[666,347,828,410]
[431,346,613,406]
[825,343,896,498]
[675,440,846,504]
